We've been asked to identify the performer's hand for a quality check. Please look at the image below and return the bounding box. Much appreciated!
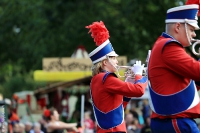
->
[125,77,135,83]
[132,60,145,75]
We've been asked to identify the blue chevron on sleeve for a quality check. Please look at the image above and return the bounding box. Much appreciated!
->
[134,76,148,84]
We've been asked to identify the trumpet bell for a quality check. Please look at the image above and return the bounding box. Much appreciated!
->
[115,66,133,78]
[115,66,147,78]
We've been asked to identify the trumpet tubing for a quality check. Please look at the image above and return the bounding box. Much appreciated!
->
[192,39,200,56]
[116,66,132,69]
[116,66,147,78]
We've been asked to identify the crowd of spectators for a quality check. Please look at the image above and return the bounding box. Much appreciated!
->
[7,98,200,133]
[5,99,152,133]
[5,99,151,133]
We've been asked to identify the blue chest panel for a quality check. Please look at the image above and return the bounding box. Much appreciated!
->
[149,80,195,115]
[92,103,123,129]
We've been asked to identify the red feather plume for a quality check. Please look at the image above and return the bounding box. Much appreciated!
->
[186,0,200,16]
[86,21,110,46]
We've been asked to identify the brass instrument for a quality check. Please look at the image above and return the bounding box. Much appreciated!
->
[116,66,133,78]
[115,66,147,78]
[192,39,200,56]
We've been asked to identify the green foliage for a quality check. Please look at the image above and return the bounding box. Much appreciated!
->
[0,0,187,98]
[0,60,46,98]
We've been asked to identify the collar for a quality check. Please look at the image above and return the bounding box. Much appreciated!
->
[161,32,175,39]
[161,32,182,48]
[100,70,108,73]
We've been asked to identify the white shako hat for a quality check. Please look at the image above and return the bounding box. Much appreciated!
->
[165,4,199,30]
[86,21,118,64]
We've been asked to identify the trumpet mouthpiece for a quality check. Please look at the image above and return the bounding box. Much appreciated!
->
[191,39,198,42]
[116,66,132,69]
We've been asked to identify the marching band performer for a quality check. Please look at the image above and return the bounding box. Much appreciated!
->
[148,4,200,133]
[85,21,148,133]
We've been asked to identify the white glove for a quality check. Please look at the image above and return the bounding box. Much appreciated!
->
[132,60,145,75]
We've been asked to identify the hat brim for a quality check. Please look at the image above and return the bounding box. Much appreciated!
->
[188,22,199,30]
[107,51,118,57]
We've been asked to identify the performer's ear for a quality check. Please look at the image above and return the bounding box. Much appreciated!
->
[175,22,181,33]
[102,60,106,66]
[102,60,107,66]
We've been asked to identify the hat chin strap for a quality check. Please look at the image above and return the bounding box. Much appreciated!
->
[184,19,192,46]
[106,55,118,70]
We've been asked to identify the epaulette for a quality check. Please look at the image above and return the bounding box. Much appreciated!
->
[102,72,117,83]
[162,39,182,53]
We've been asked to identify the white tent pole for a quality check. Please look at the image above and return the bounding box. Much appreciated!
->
[81,95,85,130]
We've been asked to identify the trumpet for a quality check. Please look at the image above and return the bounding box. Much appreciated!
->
[191,39,200,56]
[115,66,147,78]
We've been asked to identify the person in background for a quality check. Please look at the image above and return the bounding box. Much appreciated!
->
[30,122,44,133]
[140,117,151,133]
[19,122,25,133]
[148,3,200,132]
[25,121,33,133]
[129,108,139,122]
[43,108,78,133]
[141,99,151,124]
[125,113,134,133]
[13,122,21,133]
[125,113,134,129]
[125,113,141,133]
[8,107,20,133]
[38,116,47,133]
[86,21,148,133]
[83,111,94,133]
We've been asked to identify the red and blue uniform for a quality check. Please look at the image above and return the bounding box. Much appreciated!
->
[148,32,200,132]
[90,72,147,133]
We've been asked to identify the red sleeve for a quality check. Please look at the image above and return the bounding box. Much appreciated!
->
[162,43,200,81]
[103,75,147,97]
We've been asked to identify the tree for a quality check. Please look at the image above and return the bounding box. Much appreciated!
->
[0,0,188,97]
